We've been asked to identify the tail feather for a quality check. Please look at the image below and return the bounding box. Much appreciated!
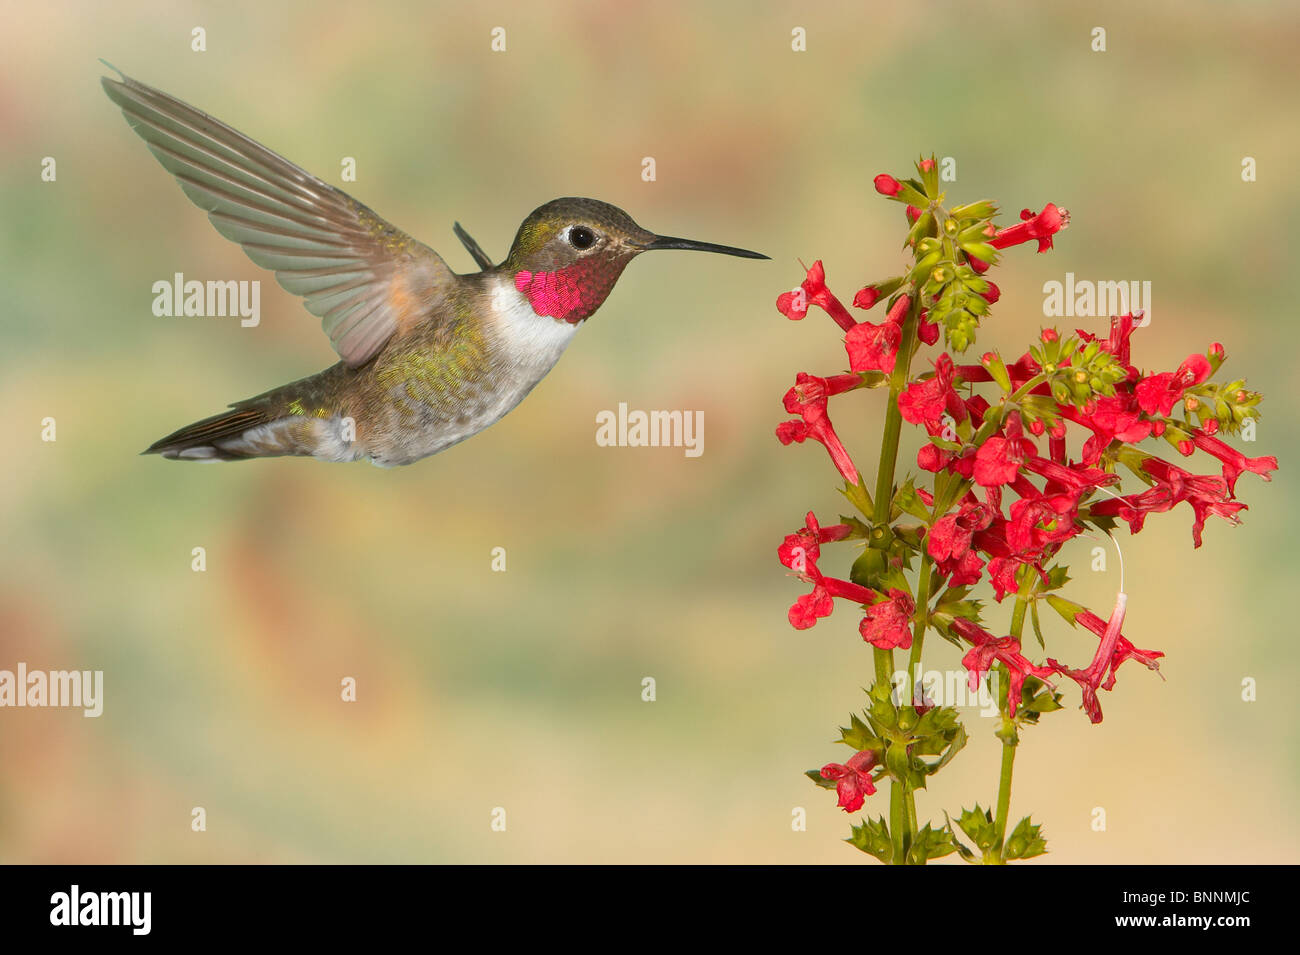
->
[145,365,358,462]
[144,406,273,461]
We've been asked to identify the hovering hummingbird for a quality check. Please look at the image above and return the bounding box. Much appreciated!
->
[101,68,767,466]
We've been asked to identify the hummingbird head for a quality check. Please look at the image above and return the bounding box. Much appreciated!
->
[501,197,767,325]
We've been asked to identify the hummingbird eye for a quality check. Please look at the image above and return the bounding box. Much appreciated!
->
[567,226,597,250]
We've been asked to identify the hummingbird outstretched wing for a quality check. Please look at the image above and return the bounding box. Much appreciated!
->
[101,67,453,368]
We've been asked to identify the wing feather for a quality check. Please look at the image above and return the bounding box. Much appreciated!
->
[102,68,453,367]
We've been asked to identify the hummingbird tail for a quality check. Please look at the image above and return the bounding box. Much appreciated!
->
[143,406,277,461]
[145,366,363,463]
[145,404,359,462]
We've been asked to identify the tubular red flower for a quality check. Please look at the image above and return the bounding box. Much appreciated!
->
[1007,493,1081,553]
[1091,456,1247,546]
[928,498,992,562]
[1135,353,1213,417]
[928,498,992,586]
[859,588,916,650]
[1021,456,1117,501]
[989,203,1070,253]
[779,510,852,572]
[777,373,862,484]
[1057,395,1152,465]
[776,260,857,331]
[974,435,1032,487]
[951,617,1055,718]
[1190,431,1277,495]
[898,354,961,427]
[984,556,1020,602]
[1047,594,1163,724]
[787,570,878,631]
[781,508,877,631]
[845,295,910,374]
[1076,313,1141,372]
[820,749,879,812]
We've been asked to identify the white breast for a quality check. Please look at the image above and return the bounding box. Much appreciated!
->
[368,277,581,466]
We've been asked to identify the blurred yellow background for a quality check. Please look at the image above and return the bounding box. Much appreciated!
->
[1,0,1297,863]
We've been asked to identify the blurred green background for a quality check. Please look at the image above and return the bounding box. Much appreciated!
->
[1,0,1297,863]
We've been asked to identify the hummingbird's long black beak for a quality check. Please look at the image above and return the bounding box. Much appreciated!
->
[639,235,769,259]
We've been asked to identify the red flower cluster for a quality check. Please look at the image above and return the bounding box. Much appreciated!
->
[775,203,1275,724]
[783,162,1275,862]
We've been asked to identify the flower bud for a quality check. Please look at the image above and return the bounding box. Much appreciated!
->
[854,287,880,309]
[874,174,902,197]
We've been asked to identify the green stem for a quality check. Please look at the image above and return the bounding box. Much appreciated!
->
[871,298,923,526]
[872,647,892,688]
[906,555,933,679]
[897,554,932,864]
[1008,371,1049,406]
[890,783,907,865]
[992,595,1029,861]
[993,698,1017,850]
[904,787,919,857]
[1010,596,1028,641]
[868,295,924,865]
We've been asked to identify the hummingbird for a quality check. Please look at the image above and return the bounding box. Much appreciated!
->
[100,68,767,466]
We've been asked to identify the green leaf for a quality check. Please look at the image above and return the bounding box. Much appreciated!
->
[1023,677,1064,715]
[956,804,998,850]
[805,768,838,790]
[907,823,958,864]
[849,547,877,589]
[876,565,911,595]
[839,480,874,519]
[933,585,985,625]
[927,723,968,775]
[958,239,1000,264]
[837,515,873,540]
[1029,599,1045,649]
[839,712,879,751]
[894,478,932,522]
[1045,594,1085,627]
[914,704,961,738]
[941,812,977,863]
[846,816,893,863]
[1003,815,1048,860]
[1043,565,1072,591]
[867,679,895,705]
